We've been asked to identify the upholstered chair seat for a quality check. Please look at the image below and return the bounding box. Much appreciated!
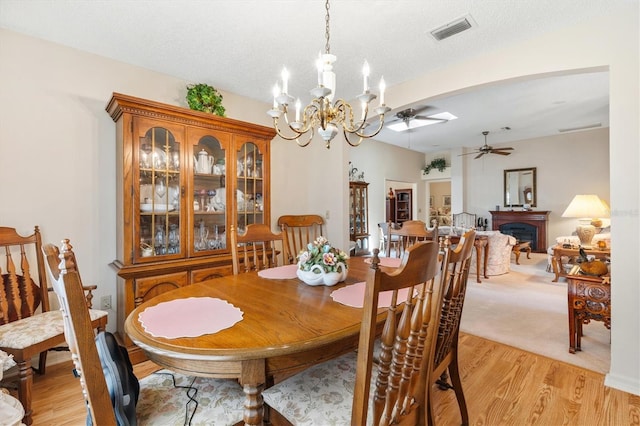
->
[0,310,106,350]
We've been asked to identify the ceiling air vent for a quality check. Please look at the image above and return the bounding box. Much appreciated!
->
[430,15,475,41]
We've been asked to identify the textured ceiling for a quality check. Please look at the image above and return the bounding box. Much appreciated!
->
[0,0,619,152]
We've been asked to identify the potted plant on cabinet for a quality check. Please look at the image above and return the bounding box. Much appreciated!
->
[186,83,226,116]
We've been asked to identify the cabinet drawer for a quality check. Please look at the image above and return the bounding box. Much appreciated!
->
[134,272,188,306]
[191,264,233,283]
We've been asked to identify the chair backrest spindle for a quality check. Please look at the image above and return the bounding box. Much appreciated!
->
[277,215,325,264]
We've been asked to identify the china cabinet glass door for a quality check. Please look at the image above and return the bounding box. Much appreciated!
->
[189,129,231,256]
[236,142,265,233]
[136,125,182,261]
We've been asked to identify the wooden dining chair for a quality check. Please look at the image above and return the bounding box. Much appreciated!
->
[427,229,476,426]
[277,214,325,264]
[263,241,443,425]
[386,220,438,258]
[0,226,107,425]
[230,224,284,274]
[49,239,245,425]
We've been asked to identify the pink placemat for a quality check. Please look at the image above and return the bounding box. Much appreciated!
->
[330,282,414,309]
[257,264,298,279]
[139,297,243,339]
[364,257,402,268]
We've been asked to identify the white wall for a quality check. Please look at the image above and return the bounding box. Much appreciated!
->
[0,1,637,396]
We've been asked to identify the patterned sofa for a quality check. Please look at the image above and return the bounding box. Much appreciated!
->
[439,228,516,276]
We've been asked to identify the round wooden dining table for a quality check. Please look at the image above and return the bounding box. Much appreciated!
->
[125,257,382,425]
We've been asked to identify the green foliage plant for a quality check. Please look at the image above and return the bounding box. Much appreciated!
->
[186,83,226,116]
[422,157,447,175]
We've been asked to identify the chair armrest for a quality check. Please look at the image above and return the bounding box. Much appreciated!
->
[81,285,97,309]
[48,285,98,309]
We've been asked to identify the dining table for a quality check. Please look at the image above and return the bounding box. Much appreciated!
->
[124,256,401,425]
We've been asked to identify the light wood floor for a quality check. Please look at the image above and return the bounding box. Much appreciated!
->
[14,333,640,425]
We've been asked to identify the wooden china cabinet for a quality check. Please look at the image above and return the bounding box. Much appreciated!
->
[394,188,412,224]
[349,181,369,253]
[107,93,275,361]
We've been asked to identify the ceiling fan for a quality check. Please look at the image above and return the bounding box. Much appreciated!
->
[460,131,514,159]
[385,106,449,130]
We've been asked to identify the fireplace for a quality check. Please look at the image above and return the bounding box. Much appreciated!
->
[499,223,538,251]
[490,210,550,253]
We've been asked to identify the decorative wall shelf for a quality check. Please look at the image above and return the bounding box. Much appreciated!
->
[421,167,451,180]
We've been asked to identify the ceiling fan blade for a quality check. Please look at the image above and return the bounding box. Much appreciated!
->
[493,147,514,151]
[474,152,485,159]
[413,115,448,123]
[490,150,512,156]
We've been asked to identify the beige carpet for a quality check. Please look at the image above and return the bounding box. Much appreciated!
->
[461,252,610,374]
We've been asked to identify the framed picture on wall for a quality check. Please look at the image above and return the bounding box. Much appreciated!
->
[429,196,434,207]
[443,195,451,207]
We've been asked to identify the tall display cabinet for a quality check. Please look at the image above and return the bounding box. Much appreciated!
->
[349,181,369,254]
[107,93,275,361]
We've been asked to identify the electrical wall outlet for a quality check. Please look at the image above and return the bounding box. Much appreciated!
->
[100,295,112,310]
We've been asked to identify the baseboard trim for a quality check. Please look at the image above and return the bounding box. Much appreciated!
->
[605,372,640,396]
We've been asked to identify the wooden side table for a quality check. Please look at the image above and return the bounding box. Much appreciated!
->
[551,245,610,282]
[512,241,531,264]
[566,267,611,353]
[448,234,488,283]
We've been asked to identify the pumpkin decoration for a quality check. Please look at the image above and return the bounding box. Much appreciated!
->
[578,248,609,276]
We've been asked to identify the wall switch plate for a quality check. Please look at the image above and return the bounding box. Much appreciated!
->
[100,295,112,310]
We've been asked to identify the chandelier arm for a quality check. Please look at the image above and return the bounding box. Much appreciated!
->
[334,99,371,134]
[343,130,364,147]
[354,114,386,138]
[281,106,314,135]
[296,127,315,147]
[272,118,304,141]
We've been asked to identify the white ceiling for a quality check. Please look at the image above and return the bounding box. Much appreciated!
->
[0,0,617,153]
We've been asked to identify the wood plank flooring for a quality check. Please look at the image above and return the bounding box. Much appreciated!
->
[15,333,640,425]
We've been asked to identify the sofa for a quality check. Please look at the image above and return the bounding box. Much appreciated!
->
[439,228,516,276]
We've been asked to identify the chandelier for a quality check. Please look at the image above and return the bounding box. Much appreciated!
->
[267,0,390,149]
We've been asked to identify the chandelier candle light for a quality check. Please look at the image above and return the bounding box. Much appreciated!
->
[267,0,390,149]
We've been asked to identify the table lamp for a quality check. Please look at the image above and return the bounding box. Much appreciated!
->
[561,194,610,248]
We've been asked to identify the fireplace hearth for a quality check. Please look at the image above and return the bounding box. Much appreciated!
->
[500,223,538,250]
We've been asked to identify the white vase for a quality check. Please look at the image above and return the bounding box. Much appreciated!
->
[296,262,348,286]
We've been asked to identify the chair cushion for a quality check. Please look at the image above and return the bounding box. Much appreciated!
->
[0,309,108,350]
[263,350,375,425]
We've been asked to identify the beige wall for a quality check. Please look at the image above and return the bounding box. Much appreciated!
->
[0,2,637,395]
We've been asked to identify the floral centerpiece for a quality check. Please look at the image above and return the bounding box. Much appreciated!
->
[296,236,349,286]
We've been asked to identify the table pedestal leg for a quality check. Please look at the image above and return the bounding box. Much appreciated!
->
[241,359,266,425]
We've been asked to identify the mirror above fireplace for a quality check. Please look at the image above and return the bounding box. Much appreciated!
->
[504,167,536,207]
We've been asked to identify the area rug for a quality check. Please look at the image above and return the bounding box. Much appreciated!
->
[460,253,610,374]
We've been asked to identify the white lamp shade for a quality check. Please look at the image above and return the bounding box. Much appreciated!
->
[561,194,610,219]
[562,194,610,248]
